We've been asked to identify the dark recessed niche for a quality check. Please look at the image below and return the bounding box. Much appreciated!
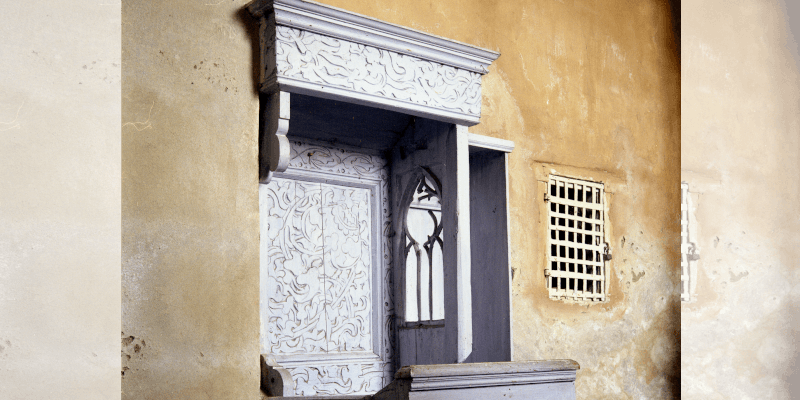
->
[285,93,413,152]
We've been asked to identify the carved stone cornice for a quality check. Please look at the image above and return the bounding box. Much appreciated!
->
[247,0,498,74]
[247,0,499,126]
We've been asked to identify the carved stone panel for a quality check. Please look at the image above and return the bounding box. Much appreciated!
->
[262,179,328,355]
[289,361,388,396]
[287,141,388,180]
[271,25,484,119]
[259,141,393,395]
[321,184,372,353]
[249,0,500,126]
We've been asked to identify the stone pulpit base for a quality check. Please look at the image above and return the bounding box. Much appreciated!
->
[372,360,579,400]
[263,360,579,399]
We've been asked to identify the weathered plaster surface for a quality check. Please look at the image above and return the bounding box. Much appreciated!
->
[0,1,121,399]
[4,0,683,398]
[0,2,262,397]
[122,0,260,398]
[682,1,800,398]
[313,0,681,398]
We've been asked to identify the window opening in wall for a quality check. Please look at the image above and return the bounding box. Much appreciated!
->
[546,175,607,301]
[681,182,698,302]
[403,170,445,323]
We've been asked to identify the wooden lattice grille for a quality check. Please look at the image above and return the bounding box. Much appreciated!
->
[681,182,691,302]
[546,175,606,301]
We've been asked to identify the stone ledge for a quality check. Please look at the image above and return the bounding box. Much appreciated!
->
[264,397,370,400]
[395,359,579,379]
[374,360,579,400]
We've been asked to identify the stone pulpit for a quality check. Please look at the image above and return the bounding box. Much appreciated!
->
[247,0,579,397]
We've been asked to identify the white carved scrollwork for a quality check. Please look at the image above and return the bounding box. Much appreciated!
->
[249,0,499,125]
[273,26,483,118]
[288,141,388,180]
[287,362,386,396]
[322,184,372,352]
[264,179,328,354]
[261,141,393,395]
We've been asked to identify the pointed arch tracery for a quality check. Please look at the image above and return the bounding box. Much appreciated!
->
[401,168,445,323]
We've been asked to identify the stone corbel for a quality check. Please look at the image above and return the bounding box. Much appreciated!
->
[260,91,290,183]
[260,354,294,396]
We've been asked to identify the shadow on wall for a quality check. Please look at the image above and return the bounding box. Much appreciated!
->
[236,6,263,97]
[772,0,800,398]
[235,7,272,181]
[771,0,800,398]
[665,2,680,399]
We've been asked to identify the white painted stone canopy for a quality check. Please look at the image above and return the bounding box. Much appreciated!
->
[247,0,502,182]
[247,0,499,125]
[246,1,561,398]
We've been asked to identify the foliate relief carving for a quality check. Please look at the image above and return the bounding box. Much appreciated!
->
[288,141,388,180]
[380,175,395,381]
[274,26,483,117]
[287,141,395,360]
[264,179,328,354]
[266,179,373,354]
[260,17,277,87]
[288,362,386,396]
[404,173,445,322]
[264,143,394,394]
[322,185,372,352]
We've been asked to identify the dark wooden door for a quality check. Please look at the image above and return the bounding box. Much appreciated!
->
[390,118,472,368]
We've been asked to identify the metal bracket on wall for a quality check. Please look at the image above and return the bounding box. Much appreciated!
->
[603,242,612,261]
[687,243,700,261]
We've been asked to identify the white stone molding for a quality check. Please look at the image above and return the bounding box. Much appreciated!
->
[248,0,498,74]
[248,0,501,181]
[467,133,515,153]
[395,360,580,390]
[373,360,580,400]
[259,141,394,396]
[454,125,472,362]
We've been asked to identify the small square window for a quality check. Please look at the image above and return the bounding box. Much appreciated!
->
[546,175,607,302]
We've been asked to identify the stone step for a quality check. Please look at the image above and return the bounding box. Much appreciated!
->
[373,360,580,400]
[264,397,370,400]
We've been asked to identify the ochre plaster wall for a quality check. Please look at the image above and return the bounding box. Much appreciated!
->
[0,1,121,399]
[682,0,800,398]
[122,1,261,398]
[314,0,680,398]
[0,0,680,399]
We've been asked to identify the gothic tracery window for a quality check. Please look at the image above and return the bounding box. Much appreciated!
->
[403,170,445,323]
